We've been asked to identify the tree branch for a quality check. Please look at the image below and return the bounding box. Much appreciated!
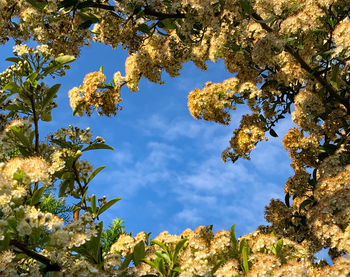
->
[11,239,61,272]
[251,12,350,112]
[90,3,185,19]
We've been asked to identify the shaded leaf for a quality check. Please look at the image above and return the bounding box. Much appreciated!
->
[82,143,114,152]
[97,198,121,216]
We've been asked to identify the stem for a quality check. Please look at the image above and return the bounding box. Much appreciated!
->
[29,86,40,154]
[11,239,61,272]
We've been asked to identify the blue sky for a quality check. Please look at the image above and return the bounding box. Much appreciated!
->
[0,42,293,238]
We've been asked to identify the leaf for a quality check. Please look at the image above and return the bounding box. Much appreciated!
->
[43,84,61,107]
[269,129,278,137]
[87,166,106,185]
[285,192,290,208]
[151,240,170,255]
[173,238,187,263]
[55,55,76,65]
[120,254,133,270]
[230,224,238,254]
[9,126,31,147]
[31,186,45,205]
[158,258,166,275]
[82,143,114,152]
[58,0,79,8]
[97,197,121,216]
[77,0,95,9]
[210,260,225,277]
[242,244,250,274]
[330,80,339,90]
[155,251,171,264]
[6,57,22,63]
[133,241,145,266]
[41,112,52,122]
[90,194,97,214]
[299,199,313,212]
[137,23,150,34]
[254,16,275,24]
[26,0,46,10]
[3,82,20,93]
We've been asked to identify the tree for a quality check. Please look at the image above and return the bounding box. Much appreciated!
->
[0,0,350,275]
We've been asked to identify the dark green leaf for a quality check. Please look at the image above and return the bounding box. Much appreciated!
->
[137,23,151,34]
[254,16,275,24]
[26,0,46,10]
[43,84,61,107]
[6,57,22,63]
[299,199,313,212]
[285,192,290,208]
[77,0,95,9]
[97,197,121,216]
[41,112,52,122]
[120,254,133,270]
[133,241,146,266]
[87,166,106,185]
[58,0,79,8]
[269,129,278,137]
[31,187,45,205]
[82,143,114,152]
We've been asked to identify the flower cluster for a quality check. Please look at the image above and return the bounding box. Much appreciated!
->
[68,70,123,116]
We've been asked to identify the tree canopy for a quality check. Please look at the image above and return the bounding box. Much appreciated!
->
[0,0,350,275]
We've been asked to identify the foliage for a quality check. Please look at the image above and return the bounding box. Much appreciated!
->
[0,0,350,275]
[101,218,126,253]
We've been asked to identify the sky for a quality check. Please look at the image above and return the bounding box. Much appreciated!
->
[0,41,294,239]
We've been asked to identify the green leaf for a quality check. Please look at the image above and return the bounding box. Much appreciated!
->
[97,197,121,216]
[41,112,52,122]
[6,57,22,63]
[173,238,187,263]
[9,126,31,148]
[91,194,97,214]
[155,251,171,264]
[159,18,177,30]
[242,244,249,274]
[87,166,106,185]
[55,55,76,65]
[137,23,150,34]
[330,80,339,90]
[120,254,133,270]
[151,240,170,255]
[133,241,146,266]
[269,129,278,137]
[254,16,275,24]
[82,143,114,152]
[230,224,238,254]
[31,186,45,205]
[26,0,46,10]
[43,84,61,107]
[158,258,166,275]
[210,260,225,277]
[3,82,20,93]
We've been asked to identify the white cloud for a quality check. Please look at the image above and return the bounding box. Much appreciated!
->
[176,209,202,224]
